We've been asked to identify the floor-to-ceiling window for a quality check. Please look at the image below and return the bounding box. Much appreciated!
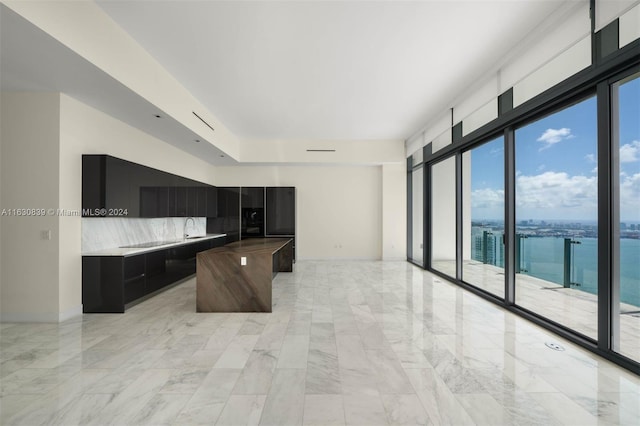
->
[462,137,505,298]
[613,71,640,362]
[411,165,424,266]
[406,20,639,374]
[431,156,457,277]
[514,96,598,339]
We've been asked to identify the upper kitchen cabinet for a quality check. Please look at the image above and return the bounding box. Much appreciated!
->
[82,154,216,218]
[207,187,240,242]
[266,187,295,236]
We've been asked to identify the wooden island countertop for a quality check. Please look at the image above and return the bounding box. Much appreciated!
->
[196,238,293,312]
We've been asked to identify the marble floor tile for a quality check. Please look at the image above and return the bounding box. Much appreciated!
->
[342,394,389,425]
[129,393,191,425]
[173,368,241,425]
[305,346,341,394]
[405,367,475,425]
[93,368,173,425]
[302,394,345,425]
[214,335,260,369]
[527,392,599,425]
[455,393,510,425]
[216,394,266,426]
[158,367,210,394]
[259,368,306,426]
[277,334,310,369]
[365,347,415,394]
[0,261,637,426]
[233,349,279,395]
[379,393,430,426]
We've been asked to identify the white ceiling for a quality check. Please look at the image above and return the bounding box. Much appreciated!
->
[0,5,237,165]
[96,0,568,141]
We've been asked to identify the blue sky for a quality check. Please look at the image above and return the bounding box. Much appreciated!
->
[470,76,639,222]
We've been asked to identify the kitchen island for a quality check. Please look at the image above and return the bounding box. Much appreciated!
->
[196,238,293,312]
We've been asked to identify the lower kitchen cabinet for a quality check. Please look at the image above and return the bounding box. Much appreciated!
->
[82,237,226,313]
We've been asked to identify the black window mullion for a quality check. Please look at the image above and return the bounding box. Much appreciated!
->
[597,81,614,351]
[504,127,516,306]
[425,163,432,270]
[455,152,463,280]
[406,156,413,262]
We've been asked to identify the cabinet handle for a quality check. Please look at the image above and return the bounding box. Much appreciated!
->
[124,273,145,282]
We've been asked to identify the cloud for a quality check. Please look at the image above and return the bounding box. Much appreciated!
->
[620,140,640,163]
[585,153,596,163]
[516,171,597,211]
[621,172,640,219]
[471,188,504,209]
[536,164,546,172]
[537,128,573,151]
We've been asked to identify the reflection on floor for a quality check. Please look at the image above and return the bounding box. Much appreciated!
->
[1,261,639,425]
[435,259,640,360]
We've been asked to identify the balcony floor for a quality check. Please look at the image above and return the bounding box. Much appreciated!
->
[432,259,640,362]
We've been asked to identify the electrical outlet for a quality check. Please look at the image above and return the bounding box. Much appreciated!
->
[241,256,247,266]
[41,230,51,240]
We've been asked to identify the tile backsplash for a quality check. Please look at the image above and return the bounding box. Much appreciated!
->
[82,217,206,252]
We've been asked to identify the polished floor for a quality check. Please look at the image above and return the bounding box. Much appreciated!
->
[437,259,640,359]
[1,261,639,425]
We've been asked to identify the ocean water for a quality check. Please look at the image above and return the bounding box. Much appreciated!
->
[518,237,640,307]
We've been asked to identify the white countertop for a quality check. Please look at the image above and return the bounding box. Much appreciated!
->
[82,233,226,257]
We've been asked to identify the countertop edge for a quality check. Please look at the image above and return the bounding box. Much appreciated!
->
[82,234,227,257]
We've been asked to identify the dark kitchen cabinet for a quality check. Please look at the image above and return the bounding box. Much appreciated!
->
[82,237,226,313]
[241,187,265,238]
[123,254,146,303]
[207,187,240,243]
[206,187,218,218]
[266,187,295,236]
[82,154,216,218]
[241,187,264,208]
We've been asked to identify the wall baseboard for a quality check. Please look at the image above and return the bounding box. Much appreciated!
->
[59,304,83,322]
[0,304,83,323]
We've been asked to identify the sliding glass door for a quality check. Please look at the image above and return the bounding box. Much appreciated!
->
[431,156,457,277]
[514,96,598,339]
[613,72,640,362]
[411,166,424,266]
[462,137,505,298]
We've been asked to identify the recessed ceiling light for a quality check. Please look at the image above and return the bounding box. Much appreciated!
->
[154,114,162,118]
[194,139,201,143]
[220,154,225,158]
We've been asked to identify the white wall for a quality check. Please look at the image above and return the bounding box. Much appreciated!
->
[382,163,406,260]
[1,93,61,321]
[214,165,384,260]
[0,92,221,322]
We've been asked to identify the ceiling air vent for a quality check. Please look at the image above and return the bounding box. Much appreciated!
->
[192,111,215,132]
[306,149,336,152]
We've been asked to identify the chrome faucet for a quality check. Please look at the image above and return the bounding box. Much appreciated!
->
[184,217,196,238]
